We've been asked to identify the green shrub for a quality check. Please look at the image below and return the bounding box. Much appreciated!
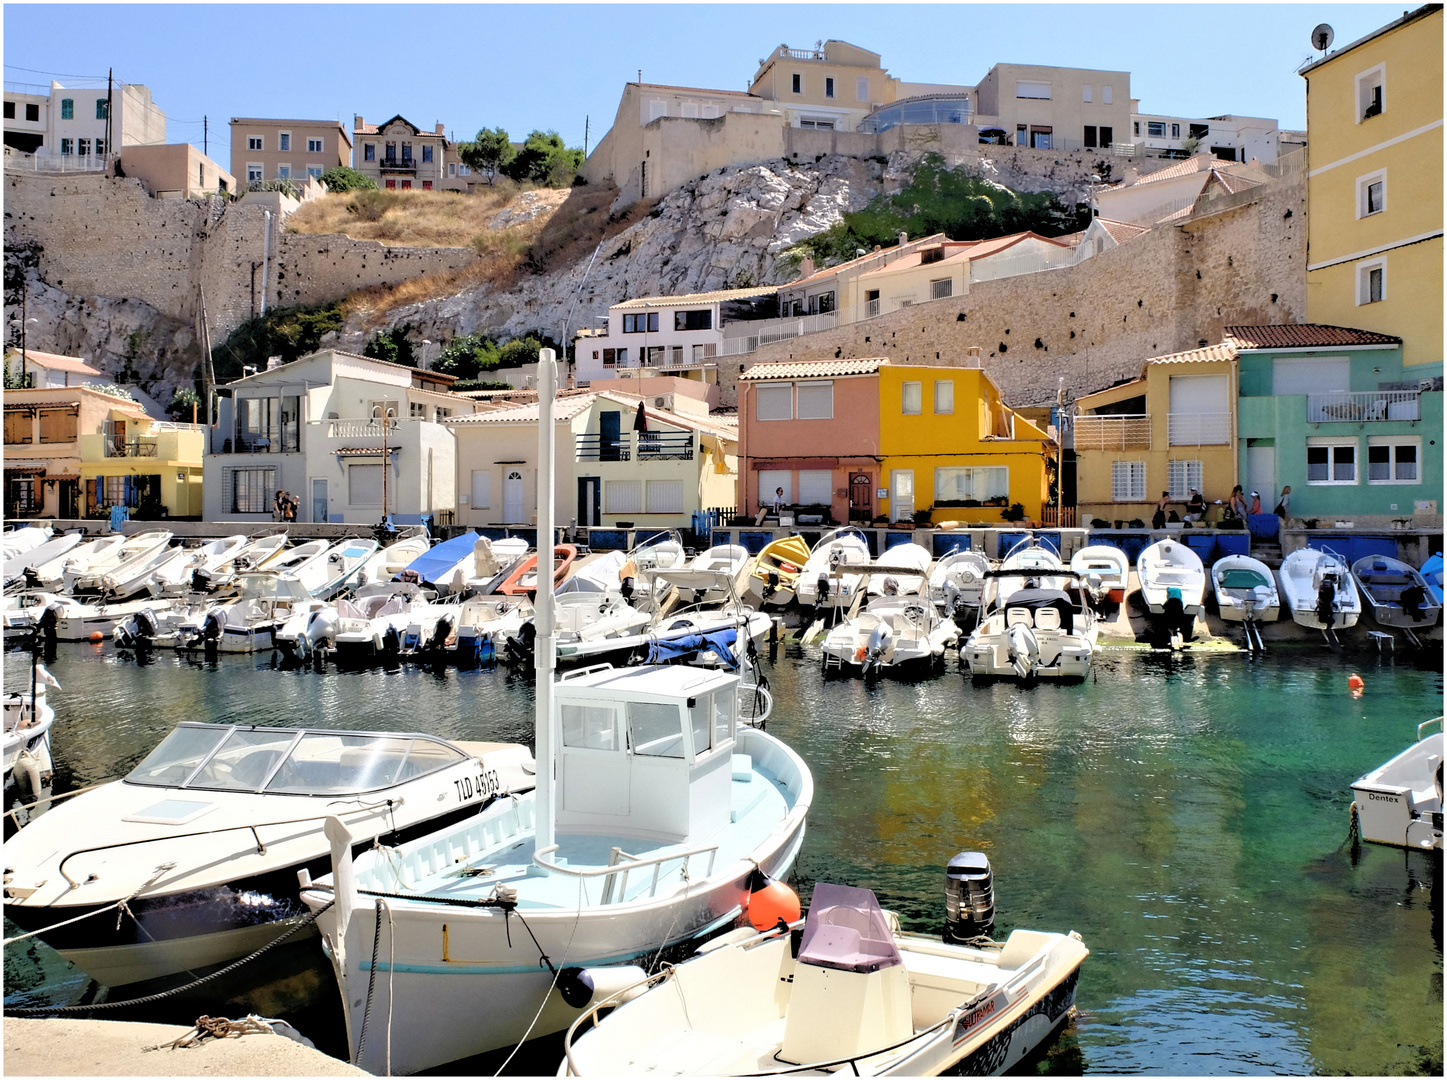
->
[319,166,378,193]
[346,189,398,222]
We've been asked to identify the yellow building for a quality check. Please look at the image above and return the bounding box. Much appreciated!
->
[1300,4,1443,368]
[79,419,206,520]
[1073,344,1239,527]
[876,364,1053,524]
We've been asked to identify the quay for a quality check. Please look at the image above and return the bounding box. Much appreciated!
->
[2,1018,365,1076]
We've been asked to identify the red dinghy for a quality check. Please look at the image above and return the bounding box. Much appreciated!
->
[495,544,578,595]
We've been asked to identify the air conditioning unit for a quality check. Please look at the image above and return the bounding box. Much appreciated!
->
[653,395,672,410]
[521,376,536,389]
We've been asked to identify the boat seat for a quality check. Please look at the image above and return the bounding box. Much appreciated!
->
[1006,608,1032,628]
[1034,608,1061,631]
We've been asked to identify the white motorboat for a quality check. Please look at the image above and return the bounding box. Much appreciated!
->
[627,530,690,603]
[795,527,872,609]
[1351,717,1443,851]
[331,583,433,663]
[459,535,531,595]
[963,588,1095,681]
[650,544,751,604]
[192,531,290,590]
[1135,539,1206,623]
[3,590,64,639]
[2,525,52,560]
[3,663,59,789]
[1351,554,1441,631]
[1,723,536,988]
[398,530,485,596]
[866,541,933,597]
[112,599,212,650]
[822,596,959,677]
[301,353,815,1075]
[355,532,431,589]
[189,573,326,652]
[71,530,173,593]
[561,881,1089,1077]
[443,594,531,665]
[397,594,467,655]
[989,536,1069,612]
[511,589,654,664]
[254,538,330,584]
[313,537,380,599]
[146,535,249,596]
[1210,554,1280,623]
[27,534,124,589]
[1069,545,1130,607]
[1278,546,1361,631]
[557,605,772,667]
[928,547,993,625]
[41,595,177,642]
[3,530,83,587]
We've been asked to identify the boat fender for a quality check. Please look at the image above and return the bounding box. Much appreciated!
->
[14,751,43,800]
[561,965,649,1010]
[745,871,801,931]
[557,967,595,1008]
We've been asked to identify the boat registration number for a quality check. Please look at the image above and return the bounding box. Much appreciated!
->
[454,768,502,802]
[952,990,1008,1045]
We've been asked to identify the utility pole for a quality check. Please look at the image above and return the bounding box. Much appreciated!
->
[198,283,216,428]
[105,69,113,159]
[583,115,589,159]
[203,115,207,157]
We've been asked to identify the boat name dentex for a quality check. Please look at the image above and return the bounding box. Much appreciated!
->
[455,767,503,802]
[952,989,1008,1044]
[1366,791,1401,802]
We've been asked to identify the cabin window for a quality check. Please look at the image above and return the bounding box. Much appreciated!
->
[629,702,686,758]
[688,696,712,755]
[563,704,620,750]
[713,692,735,745]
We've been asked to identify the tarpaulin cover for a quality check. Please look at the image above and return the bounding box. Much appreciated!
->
[397,531,479,586]
[646,627,739,668]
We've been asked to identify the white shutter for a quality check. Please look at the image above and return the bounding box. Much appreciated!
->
[1272,357,1349,396]
[1016,80,1051,99]
[797,470,832,505]
[758,470,791,504]
[646,479,684,513]
[1168,374,1228,414]
[755,384,792,420]
[349,464,384,505]
[605,480,642,514]
[795,382,833,419]
[470,469,491,508]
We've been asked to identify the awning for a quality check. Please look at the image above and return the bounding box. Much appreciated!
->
[335,446,399,457]
[3,461,48,473]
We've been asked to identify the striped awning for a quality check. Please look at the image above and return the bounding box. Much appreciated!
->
[334,446,398,457]
[3,461,48,472]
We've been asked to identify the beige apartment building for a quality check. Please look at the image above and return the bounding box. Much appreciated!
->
[229,118,351,187]
[974,63,1131,152]
[353,115,463,191]
[748,41,892,131]
[120,143,234,198]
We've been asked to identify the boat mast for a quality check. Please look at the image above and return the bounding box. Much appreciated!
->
[535,348,557,850]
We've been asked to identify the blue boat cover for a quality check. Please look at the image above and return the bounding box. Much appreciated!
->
[396,531,479,586]
[646,628,739,669]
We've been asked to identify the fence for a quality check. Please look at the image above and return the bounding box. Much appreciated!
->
[1307,390,1420,423]
[5,150,116,175]
[1166,412,1231,446]
[1073,414,1152,451]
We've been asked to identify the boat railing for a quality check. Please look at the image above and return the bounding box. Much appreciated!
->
[533,841,720,904]
[1418,716,1443,741]
[54,798,398,891]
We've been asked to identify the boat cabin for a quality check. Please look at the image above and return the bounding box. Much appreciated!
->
[555,664,740,843]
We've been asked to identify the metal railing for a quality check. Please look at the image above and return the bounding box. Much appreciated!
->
[103,441,158,458]
[1074,414,1152,451]
[865,298,881,318]
[1307,390,1420,423]
[220,430,301,453]
[575,433,630,461]
[1166,412,1231,445]
[5,150,117,174]
[637,431,694,460]
[716,313,838,356]
[533,841,719,905]
[379,157,417,173]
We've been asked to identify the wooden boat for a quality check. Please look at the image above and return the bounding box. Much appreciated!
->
[1210,554,1280,623]
[1278,547,1360,631]
[494,543,579,595]
[1,723,535,988]
[1350,717,1442,851]
[561,882,1088,1077]
[1351,554,1441,629]
[1069,545,1130,606]
[746,535,812,606]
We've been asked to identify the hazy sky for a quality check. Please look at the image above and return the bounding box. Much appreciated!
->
[3,3,1404,172]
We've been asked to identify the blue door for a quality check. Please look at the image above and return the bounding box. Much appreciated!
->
[600,411,622,462]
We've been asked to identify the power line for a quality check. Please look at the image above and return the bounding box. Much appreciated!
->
[4,64,109,81]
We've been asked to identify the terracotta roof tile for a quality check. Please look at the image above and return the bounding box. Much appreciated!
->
[1143,343,1238,368]
[739,357,889,381]
[787,234,951,287]
[1097,218,1150,244]
[1224,324,1402,349]
[612,285,778,310]
[4,349,102,375]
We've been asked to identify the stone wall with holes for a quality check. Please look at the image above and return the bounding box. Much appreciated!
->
[730,169,1306,408]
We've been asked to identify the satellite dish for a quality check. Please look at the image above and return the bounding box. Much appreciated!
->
[1311,23,1335,51]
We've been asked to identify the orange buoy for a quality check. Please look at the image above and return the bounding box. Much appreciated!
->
[89,631,105,643]
[746,874,801,931]
[1348,672,1365,697]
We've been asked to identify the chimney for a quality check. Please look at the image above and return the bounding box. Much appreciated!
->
[435,123,445,136]
[798,255,816,278]
[266,355,283,371]
[1122,166,1138,187]
[354,114,364,131]
[897,231,908,248]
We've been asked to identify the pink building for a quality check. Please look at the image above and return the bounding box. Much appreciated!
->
[736,357,886,525]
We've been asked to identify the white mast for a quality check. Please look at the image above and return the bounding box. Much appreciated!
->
[534,348,558,850]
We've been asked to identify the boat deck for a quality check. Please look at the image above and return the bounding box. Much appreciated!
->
[356,759,795,909]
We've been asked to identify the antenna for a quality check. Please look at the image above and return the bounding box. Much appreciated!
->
[1311,23,1334,52]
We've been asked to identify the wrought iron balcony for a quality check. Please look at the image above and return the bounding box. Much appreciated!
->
[379,156,418,173]
[637,431,694,460]
[575,433,630,461]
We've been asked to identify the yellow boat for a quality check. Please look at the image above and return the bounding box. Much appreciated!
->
[746,534,812,606]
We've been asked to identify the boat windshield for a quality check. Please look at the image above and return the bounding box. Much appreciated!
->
[126,725,468,794]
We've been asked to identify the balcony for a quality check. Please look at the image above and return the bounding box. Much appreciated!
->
[576,433,630,462]
[104,440,158,458]
[637,431,694,460]
[1307,390,1420,424]
[716,312,838,357]
[1074,414,1151,451]
[575,430,695,462]
[1167,412,1231,446]
[379,157,417,174]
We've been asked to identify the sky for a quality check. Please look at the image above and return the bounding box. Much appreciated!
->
[3,2,1406,173]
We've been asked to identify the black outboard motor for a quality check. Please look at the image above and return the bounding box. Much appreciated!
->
[620,575,636,603]
[816,573,831,605]
[944,851,995,943]
[1316,575,1337,628]
[762,569,779,600]
[1401,584,1428,622]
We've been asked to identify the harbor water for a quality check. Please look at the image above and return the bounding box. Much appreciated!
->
[4,640,1442,1075]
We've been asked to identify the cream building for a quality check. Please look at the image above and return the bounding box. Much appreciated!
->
[119,144,234,198]
[229,118,351,187]
[2,79,164,162]
[974,63,1131,152]
[352,115,462,192]
[1127,112,1283,164]
[747,41,892,131]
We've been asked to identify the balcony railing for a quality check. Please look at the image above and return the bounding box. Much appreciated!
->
[637,431,694,460]
[380,157,418,173]
[576,433,630,462]
[865,298,881,319]
[1307,390,1420,423]
[575,430,695,461]
[223,430,301,453]
[103,441,158,458]
[1074,414,1152,451]
[328,419,400,439]
[1167,412,1231,446]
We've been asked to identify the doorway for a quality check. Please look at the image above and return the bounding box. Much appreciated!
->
[891,469,914,521]
[311,478,328,523]
[848,472,873,522]
[1247,445,1275,508]
[503,469,525,523]
[577,477,601,527]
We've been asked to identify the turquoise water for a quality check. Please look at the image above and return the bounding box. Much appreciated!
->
[4,641,1442,1075]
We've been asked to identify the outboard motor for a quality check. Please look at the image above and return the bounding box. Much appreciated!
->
[620,575,636,603]
[882,576,899,597]
[816,572,831,605]
[944,851,995,943]
[1401,584,1428,622]
[202,609,225,647]
[828,548,845,571]
[1316,575,1338,628]
[762,569,780,601]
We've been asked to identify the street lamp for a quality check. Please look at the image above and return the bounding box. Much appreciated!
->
[370,404,396,521]
[421,339,433,371]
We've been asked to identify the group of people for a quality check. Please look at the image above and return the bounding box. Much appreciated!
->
[273,490,298,522]
[1152,485,1292,530]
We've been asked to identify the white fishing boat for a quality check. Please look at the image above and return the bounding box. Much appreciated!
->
[651,544,751,604]
[27,534,125,589]
[460,535,531,596]
[397,594,467,655]
[2,525,52,560]
[1278,546,1361,631]
[3,663,59,789]
[510,589,654,664]
[111,599,212,650]
[1210,554,1280,623]
[355,533,432,589]
[95,540,184,600]
[988,536,1069,612]
[1,723,536,988]
[556,605,772,668]
[331,583,433,662]
[928,548,993,621]
[192,531,290,591]
[443,595,531,665]
[3,590,64,639]
[71,530,173,593]
[795,528,872,609]
[1351,555,1441,631]
[1135,539,1206,623]
[1350,717,1443,851]
[963,588,1094,681]
[41,595,177,642]
[146,535,249,596]
[821,596,959,677]
[3,530,83,587]
[1069,545,1130,607]
[561,881,1089,1077]
[189,572,326,652]
[627,530,690,603]
[866,541,933,598]
[301,352,815,1075]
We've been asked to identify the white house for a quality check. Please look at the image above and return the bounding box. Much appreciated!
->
[1127,112,1282,164]
[203,349,479,525]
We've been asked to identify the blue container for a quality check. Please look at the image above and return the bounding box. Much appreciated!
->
[712,530,733,549]
[1214,532,1251,558]
[1247,513,1280,541]
[634,528,672,548]
[933,532,972,557]
[738,531,774,555]
[1184,533,1216,565]
[885,531,914,552]
[589,529,629,551]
